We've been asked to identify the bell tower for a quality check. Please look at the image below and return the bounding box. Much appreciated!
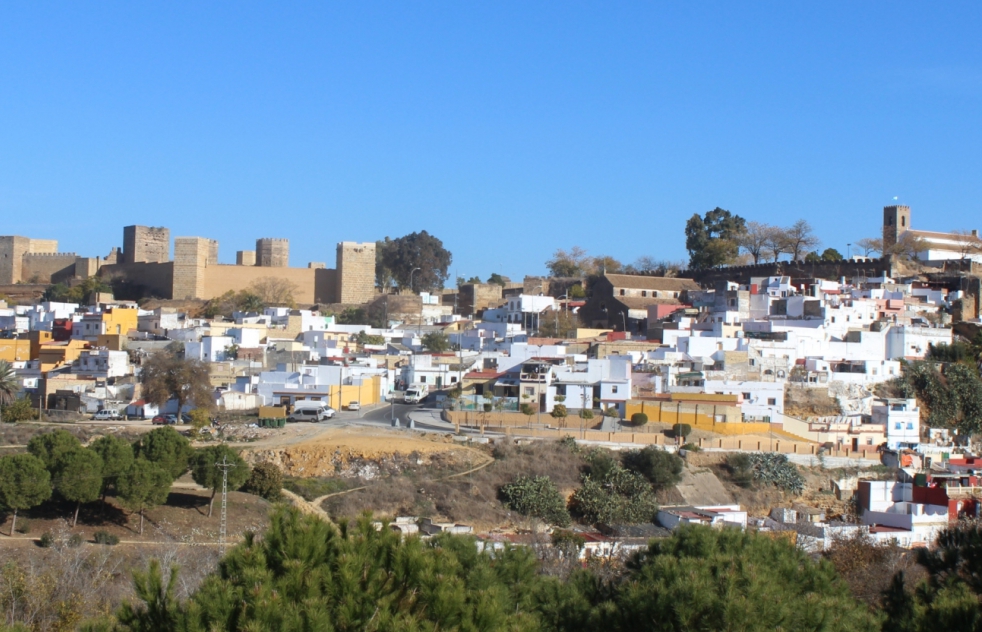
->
[883,205,911,250]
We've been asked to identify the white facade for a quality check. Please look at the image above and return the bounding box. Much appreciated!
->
[185,335,235,362]
[74,349,132,379]
[871,399,920,450]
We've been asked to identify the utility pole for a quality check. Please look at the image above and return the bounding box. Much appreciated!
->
[216,455,232,557]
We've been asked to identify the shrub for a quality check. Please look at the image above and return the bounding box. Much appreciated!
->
[94,530,119,545]
[586,448,618,480]
[500,475,571,527]
[745,453,805,494]
[726,453,755,488]
[14,519,31,534]
[559,435,579,453]
[672,423,692,440]
[681,443,701,452]
[1,398,38,423]
[483,403,492,412]
[631,412,648,426]
[622,446,684,491]
[570,465,659,525]
[38,532,53,548]
[242,462,284,501]
[67,533,83,548]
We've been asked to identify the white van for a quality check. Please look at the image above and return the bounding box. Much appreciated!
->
[92,409,122,421]
[403,386,426,405]
[288,401,336,423]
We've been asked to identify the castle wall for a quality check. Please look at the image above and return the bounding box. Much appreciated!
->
[99,262,174,299]
[683,257,895,287]
[28,240,58,254]
[236,250,256,266]
[203,264,336,304]
[123,226,170,263]
[256,238,289,267]
[336,241,376,304]
[21,253,79,284]
[173,237,213,299]
[0,236,31,285]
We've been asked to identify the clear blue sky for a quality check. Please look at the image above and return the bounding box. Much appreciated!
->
[2,3,980,282]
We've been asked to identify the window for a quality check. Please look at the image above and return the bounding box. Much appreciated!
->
[524,387,535,396]
[619,289,625,296]
[767,398,777,406]
[867,437,874,445]
[611,385,618,393]
[450,377,457,383]
[556,385,566,396]
[895,422,902,430]
[907,422,914,430]
[743,393,751,400]
[641,291,647,297]
[420,376,426,383]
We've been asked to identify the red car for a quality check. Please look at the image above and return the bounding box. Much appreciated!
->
[151,415,177,425]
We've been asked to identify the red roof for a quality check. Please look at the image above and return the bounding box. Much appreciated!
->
[466,370,504,379]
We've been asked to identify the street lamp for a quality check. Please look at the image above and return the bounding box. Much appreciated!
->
[409,267,421,336]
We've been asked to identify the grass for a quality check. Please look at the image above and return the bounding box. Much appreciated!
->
[283,477,350,501]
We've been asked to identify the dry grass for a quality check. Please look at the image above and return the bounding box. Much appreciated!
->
[322,439,591,530]
[0,423,146,447]
[784,386,842,418]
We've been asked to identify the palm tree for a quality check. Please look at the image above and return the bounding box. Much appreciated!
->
[0,360,18,424]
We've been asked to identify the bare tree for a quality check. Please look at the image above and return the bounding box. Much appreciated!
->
[546,246,590,277]
[855,237,883,256]
[738,222,777,264]
[249,277,298,307]
[951,230,982,260]
[783,220,820,261]
[763,228,789,262]
[887,232,928,260]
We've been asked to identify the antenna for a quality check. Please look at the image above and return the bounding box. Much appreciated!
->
[216,455,232,557]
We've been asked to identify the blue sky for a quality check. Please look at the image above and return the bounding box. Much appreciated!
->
[1,3,980,282]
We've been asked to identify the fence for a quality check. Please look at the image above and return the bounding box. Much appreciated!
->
[624,400,772,436]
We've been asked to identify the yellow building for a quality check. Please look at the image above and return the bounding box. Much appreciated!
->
[0,338,31,362]
[38,340,90,373]
[101,307,138,337]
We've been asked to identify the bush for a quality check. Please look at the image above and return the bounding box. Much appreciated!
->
[483,403,493,412]
[726,453,755,488]
[631,412,648,426]
[672,423,692,440]
[67,533,83,548]
[38,532,53,548]
[622,446,683,491]
[242,462,284,501]
[570,465,659,525]
[499,475,571,527]
[1,398,38,423]
[744,453,805,494]
[586,449,618,480]
[94,530,119,545]
[579,409,594,421]
[681,443,701,452]
[14,519,31,534]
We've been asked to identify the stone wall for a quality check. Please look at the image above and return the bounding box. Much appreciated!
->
[459,283,503,316]
[683,256,895,287]
[173,237,213,299]
[336,241,376,304]
[21,252,79,284]
[99,262,174,299]
[0,236,31,284]
[236,250,256,266]
[256,238,289,267]
[203,264,336,304]
[123,226,170,263]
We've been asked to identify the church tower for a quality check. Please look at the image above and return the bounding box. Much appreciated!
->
[883,205,911,250]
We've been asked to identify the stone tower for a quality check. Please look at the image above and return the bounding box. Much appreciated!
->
[123,226,170,263]
[883,205,911,250]
[173,237,216,299]
[256,238,289,267]
[336,241,377,304]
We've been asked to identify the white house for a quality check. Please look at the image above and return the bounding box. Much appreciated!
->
[74,349,132,379]
[185,335,235,362]
[870,399,920,450]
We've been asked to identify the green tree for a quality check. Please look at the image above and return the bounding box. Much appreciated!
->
[241,461,283,501]
[603,526,878,631]
[500,475,572,527]
[89,434,135,502]
[820,247,843,261]
[546,246,590,277]
[355,331,386,346]
[569,464,658,525]
[631,412,648,426]
[671,423,692,441]
[684,207,747,269]
[117,459,172,535]
[133,426,193,480]
[379,231,452,291]
[27,429,82,469]
[551,404,568,428]
[0,360,17,424]
[520,402,536,425]
[487,273,510,286]
[189,445,250,517]
[622,446,684,491]
[421,332,450,352]
[0,398,37,423]
[53,447,104,527]
[118,508,545,631]
[0,453,51,535]
[141,351,214,417]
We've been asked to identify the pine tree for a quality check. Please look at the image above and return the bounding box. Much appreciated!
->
[0,453,51,535]
[117,459,172,535]
[188,445,249,517]
[133,426,193,479]
[53,447,104,527]
[89,434,135,502]
[27,429,81,469]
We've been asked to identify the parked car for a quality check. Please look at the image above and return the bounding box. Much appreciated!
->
[181,413,193,424]
[165,414,179,424]
[287,402,336,423]
[92,409,122,421]
[347,401,361,411]
[151,415,170,425]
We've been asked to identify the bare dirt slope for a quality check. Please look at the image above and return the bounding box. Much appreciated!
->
[675,466,736,506]
[243,426,486,478]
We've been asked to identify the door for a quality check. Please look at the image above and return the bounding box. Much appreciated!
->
[852,438,859,451]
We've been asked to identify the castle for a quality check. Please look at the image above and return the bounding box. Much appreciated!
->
[883,204,982,263]
[0,226,377,305]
